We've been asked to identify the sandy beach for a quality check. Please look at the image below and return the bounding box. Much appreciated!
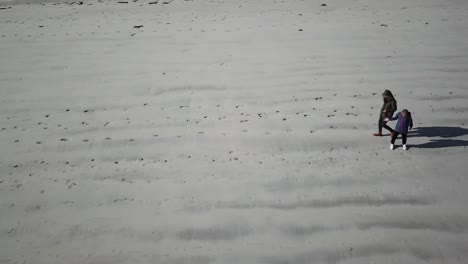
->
[1,0,468,263]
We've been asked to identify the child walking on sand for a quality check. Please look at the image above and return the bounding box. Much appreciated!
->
[384,109,413,150]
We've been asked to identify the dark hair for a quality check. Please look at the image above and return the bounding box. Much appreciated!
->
[402,109,410,115]
[382,90,394,98]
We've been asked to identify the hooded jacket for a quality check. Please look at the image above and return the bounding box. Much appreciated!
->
[389,111,413,134]
[380,90,397,119]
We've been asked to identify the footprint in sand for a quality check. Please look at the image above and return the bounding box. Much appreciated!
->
[66,181,76,189]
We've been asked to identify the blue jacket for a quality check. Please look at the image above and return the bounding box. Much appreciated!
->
[389,112,413,134]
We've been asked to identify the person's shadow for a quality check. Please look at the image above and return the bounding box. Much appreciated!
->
[407,127,468,149]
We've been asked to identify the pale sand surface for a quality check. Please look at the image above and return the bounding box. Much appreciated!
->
[1,0,468,263]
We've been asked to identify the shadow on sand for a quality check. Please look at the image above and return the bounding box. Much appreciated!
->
[407,127,468,149]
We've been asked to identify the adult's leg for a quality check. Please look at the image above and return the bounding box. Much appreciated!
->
[402,133,407,145]
[382,121,394,133]
[378,118,383,133]
[391,132,399,144]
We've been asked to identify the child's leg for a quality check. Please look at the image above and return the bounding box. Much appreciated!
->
[402,133,407,145]
[391,132,399,144]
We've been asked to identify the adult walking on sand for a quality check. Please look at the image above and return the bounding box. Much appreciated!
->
[373,90,397,136]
